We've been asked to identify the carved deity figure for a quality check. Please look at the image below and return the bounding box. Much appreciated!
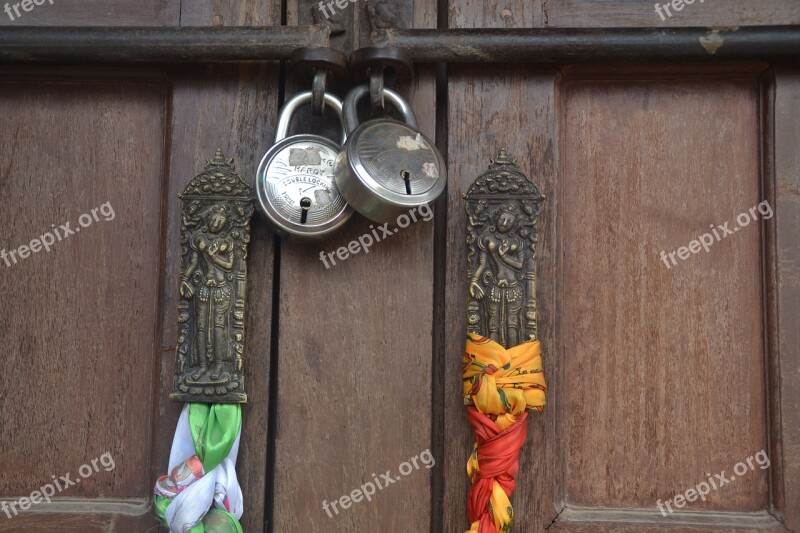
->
[172,150,251,403]
[470,205,525,347]
[180,206,235,381]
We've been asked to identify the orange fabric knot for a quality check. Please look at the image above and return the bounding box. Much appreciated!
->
[462,333,547,533]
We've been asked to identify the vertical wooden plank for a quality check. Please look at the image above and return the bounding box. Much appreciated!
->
[159,2,281,532]
[274,1,438,531]
[561,76,766,511]
[542,0,800,27]
[771,66,800,531]
[0,75,168,529]
[0,0,179,26]
[0,3,178,531]
[444,5,561,533]
[444,67,561,532]
[449,0,546,28]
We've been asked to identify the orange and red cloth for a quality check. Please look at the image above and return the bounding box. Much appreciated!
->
[462,333,547,533]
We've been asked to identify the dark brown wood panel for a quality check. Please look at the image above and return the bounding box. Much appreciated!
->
[559,71,769,523]
[771,66,800,532]
[449,1,545,28]
[449,0,800,28]
[181,0,278,27]
[442,65,561,532]
[550,516,784,533]
[0,76,167,524]
[270,1,438,531]
[0,0,178,26]
[442,4,564,533]
[0,514,112,532]
[543,0,800,27]
[1,3,799,533]
[156,2,282,532]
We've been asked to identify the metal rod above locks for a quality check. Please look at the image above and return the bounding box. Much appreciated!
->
[0,26,328,63]
[371,26,800,63]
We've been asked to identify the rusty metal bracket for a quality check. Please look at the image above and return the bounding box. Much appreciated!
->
[290,46,349,116]
[350,46,413,113]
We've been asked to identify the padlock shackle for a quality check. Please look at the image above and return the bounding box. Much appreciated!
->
[274,91,347,144]
[343,84,419,134]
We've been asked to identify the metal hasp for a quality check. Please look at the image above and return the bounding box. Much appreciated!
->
[171,150,254,404]
[465,150,544,348]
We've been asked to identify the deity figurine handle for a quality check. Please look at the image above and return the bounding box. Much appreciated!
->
[171,149,254,404]
[464,149,544,348]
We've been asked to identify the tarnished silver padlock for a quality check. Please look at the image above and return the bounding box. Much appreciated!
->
[256,92,353,238]
[334,85,447,224]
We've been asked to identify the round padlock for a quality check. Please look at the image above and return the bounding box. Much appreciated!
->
[334,84,447,224]
[256,92,353,239]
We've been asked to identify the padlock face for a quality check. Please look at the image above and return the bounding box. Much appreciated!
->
[351,119,444,196]
[336,118,447,223]
[256,134,352,238]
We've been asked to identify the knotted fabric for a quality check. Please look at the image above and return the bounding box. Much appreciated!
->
[462,333,546,533]
[154,403,244,532]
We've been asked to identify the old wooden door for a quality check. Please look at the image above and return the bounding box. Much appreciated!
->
[1,1,798,532]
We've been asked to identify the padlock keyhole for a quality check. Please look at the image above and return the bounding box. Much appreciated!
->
[299,197,312,224]
[401,170,412,195]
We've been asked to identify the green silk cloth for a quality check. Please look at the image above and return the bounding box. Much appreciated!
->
[154,404,243,533]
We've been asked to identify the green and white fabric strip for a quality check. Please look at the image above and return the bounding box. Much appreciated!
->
[154,404,243,532]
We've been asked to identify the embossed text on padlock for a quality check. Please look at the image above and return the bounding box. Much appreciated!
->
[334,84,447,224]
[256,92,353,239]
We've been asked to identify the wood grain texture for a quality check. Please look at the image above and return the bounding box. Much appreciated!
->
[445,67,562,532]
[550,506,784,531]
[542,0,800,28]
[449,0,545,29]
[0,77,167,507]
[443,69,561,533]
[443,4,563,533]
[158,63,278,532]
[157,2,282,532]
[2,4,799,533]
[550,518,784,533]
[0,508,168,532]
[0,514,112,532]
[449,0,800,28]
[770,66,800,532]
[560,74,767,512]
[272,1,438,531]
[0,0,179,26]
[180,0,278,27]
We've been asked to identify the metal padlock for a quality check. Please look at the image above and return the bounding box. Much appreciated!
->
[334,85,447,224]
[256,92,353,238]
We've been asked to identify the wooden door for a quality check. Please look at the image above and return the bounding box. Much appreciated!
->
[1,2,798,532]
